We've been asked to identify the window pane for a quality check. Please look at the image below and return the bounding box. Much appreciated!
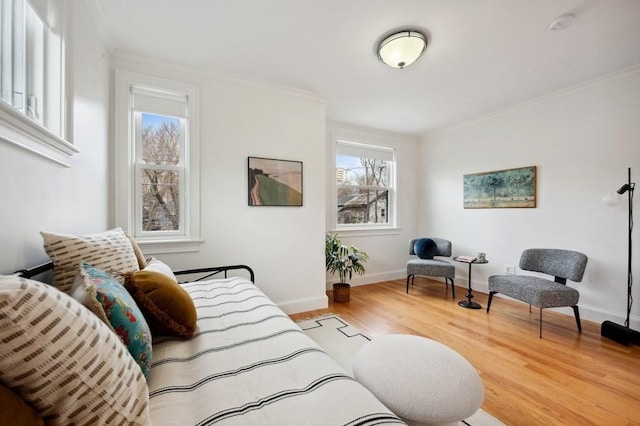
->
[1,0,66,141]
[141,169,180,231]
[337,187,389,225]
[336,154,389,187]
[25,2,44,123]
[0,0,26,110]
[141,113,181,165]
[335,140,395,228]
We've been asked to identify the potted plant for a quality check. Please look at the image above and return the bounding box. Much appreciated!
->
[325,232,368,302]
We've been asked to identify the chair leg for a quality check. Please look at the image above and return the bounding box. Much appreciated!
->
[486,291,497,313]
[539,308,543,338]
[406,275,457,299]
[572,306,582,333]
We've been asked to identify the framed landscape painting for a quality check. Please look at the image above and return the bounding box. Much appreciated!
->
[248,157,303,206]
[463,166,536,209]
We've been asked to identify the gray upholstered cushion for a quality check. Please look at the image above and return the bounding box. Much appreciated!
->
[407,238,454,280]
[519,249,587,282]
[407,259,455,279]
[488,274,579,308]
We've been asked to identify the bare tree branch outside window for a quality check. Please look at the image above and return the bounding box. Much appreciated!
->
[336,154,389,225]
[140,113,181,231]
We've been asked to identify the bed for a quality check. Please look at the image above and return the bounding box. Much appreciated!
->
[6,262,404,425]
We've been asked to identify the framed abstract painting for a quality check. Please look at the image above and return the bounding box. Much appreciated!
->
[248,157,303,206]
[463,166,536,209]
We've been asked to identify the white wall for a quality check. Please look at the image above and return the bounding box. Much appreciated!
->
[0,1,110,274]
[4,4,636,327]
[419,67,640,329]
[110,56,328,314]
[326,122,419,288]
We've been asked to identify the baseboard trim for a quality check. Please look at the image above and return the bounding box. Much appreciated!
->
[454,275,640,329]
[325,270,640,330]
[482,292,640,330]
[574,302,640,331]
[325,269,405,290]
[277,294,328,315]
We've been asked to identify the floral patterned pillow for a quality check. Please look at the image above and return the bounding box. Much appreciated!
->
[71,263,153,376]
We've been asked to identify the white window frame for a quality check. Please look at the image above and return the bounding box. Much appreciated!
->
[332,138,397,232]
[114,71,201,253]
[0,0,76,167]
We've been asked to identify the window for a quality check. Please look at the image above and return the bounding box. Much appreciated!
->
[115,72,200,252]
[335,140,395,228]
[0,0,73,163]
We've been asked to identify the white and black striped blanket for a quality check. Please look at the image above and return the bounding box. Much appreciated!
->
[147,277,404,425]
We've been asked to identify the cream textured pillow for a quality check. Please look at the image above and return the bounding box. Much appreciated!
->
[0,275,151,425]
[41,227,139,293]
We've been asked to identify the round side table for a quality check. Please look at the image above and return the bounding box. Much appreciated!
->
[453,257,488,309]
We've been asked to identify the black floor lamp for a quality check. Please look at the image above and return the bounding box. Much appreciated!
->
[601,167,640,345]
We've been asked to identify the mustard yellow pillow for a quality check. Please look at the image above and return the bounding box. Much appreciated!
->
[124,270,197,338]
[0,383,43,426]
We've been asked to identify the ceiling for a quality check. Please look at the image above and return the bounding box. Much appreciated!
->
[91,0,640,136]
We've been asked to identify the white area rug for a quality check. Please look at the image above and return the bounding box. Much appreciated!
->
[296,314,504,426]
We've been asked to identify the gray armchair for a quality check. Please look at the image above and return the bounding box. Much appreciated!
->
[406,238,455,298]
[487,248,588,337]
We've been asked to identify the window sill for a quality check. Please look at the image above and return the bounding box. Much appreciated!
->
[330,227,402,237]
[0,102,77,167]
[136,238,204,255]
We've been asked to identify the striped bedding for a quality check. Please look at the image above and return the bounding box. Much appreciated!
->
[147,277,404,425]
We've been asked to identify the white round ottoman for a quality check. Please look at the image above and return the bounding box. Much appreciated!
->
[353,334,484,426]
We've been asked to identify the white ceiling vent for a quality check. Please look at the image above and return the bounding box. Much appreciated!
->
[548,14,575,31]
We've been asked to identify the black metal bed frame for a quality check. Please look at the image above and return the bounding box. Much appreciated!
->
[13,261,255,283]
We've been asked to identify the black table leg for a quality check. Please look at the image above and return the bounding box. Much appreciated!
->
[458,262,481,309]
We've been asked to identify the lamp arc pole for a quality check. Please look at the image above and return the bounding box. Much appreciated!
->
[601,167,640,345]
[623,167,634,329]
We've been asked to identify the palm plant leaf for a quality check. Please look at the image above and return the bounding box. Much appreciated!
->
[325,233,368,283]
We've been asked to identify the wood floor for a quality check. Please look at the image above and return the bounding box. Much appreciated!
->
[289,278,640,426]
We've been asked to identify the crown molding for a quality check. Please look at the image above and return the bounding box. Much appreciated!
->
[427,64,640,138]
[111,53,326,105]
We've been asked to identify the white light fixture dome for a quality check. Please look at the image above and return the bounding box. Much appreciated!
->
[377,30,427,69]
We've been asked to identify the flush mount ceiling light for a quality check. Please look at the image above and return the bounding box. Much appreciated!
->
[377,30,427,69]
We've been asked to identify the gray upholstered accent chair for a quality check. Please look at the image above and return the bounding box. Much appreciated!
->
[406,238,455,298]
[487,248,588,338]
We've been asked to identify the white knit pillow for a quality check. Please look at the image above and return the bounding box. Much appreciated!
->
[0,276,151,425]
[144,257,178,281]
[41,228,139,293]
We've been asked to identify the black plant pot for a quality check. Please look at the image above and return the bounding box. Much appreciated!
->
[333,283,350,303]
